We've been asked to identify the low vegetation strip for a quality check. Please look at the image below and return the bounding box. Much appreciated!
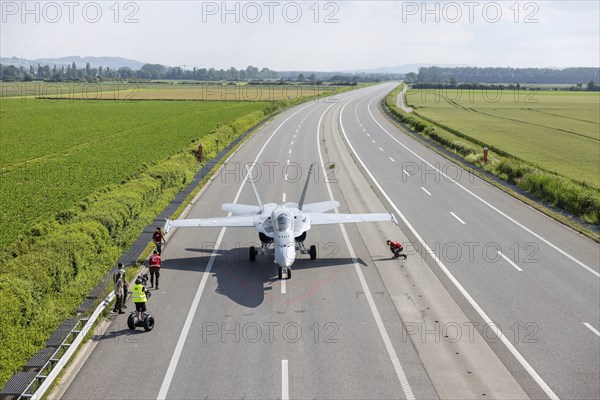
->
[0,87,354,388]
[384,84,600,230]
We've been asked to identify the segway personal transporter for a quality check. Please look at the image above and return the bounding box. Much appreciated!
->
[127,274,155,332]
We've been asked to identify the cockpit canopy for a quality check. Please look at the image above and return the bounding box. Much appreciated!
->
[274,212,292,231]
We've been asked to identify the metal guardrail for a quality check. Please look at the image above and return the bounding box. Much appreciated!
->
[0,292,114,400]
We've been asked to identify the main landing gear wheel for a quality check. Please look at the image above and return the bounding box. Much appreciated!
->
[249,246,256,261]
[309,245,317,260]
[278,267,291,280]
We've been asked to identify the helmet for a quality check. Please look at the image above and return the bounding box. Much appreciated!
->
[386,240,391,245]
[135,277,142,285]
[153,249,158,254]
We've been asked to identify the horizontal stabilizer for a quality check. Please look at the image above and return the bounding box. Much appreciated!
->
[307,213,396,225]
[302,201,340,213]
[222,203,261,215]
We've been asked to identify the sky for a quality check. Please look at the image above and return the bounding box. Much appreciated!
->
[1,1,599,71]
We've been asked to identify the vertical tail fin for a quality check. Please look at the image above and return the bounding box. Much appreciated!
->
[245,164,263,209]
[298,163,315,210]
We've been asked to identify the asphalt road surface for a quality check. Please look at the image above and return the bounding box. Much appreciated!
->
[58,83,599,400]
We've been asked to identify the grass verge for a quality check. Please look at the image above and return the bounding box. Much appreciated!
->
[384,84,599,241]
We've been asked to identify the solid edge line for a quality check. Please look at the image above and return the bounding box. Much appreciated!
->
[583,323,600,337]
[342,95,559,400]
[498,251,524,272]
[282,360,289,400]
[421,187,432,196]
[321,99,416,400]
[156,103,314,400]
[369,97,598,278]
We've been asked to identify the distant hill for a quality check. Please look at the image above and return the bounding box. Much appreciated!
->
[0,56,146,70]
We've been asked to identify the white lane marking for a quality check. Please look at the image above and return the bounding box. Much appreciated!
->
[389,157,395,162]
[341,99,559,400]
[293,134,296,138]
[367,97,598,279]
[450,212,466,225]
[288,149,292,154]
[286,160,290,165]
[296,129,299,132]
[319,103,416,400]
[371,139,376,143]
[379,147,384,152]
[363,128,366,132]
[291,141,294,145]
[282,193,287,203]
[421,187,432,196]
[583,323,600,337]
[282,360,289,400]
[156,103,315,400]
[498,251,523,272]
[403,169,410,176]
[284,173,288,181]
[366,133,370,137]
[281,278,287,294]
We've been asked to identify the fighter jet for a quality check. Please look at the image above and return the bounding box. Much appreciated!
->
[164,163,397,279]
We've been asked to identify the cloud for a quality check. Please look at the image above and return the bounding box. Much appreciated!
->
[1,1,598,70]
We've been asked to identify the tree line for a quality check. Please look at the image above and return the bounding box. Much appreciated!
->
[0,62,399,83]
[0,63,280,82]
[405,66,600,85]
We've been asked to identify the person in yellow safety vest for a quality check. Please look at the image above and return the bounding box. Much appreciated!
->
[131,277,148,320]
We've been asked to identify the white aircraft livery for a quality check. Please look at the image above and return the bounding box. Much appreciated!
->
[164,163,397,279]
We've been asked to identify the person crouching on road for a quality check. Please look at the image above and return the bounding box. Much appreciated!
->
[149,249,161,289]
[112,263,126,314]
[131,277,148,320]
[386,239,407,260]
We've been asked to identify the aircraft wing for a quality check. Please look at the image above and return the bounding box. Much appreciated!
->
[307,212,397,225]
[301,201,340,213]
[164,215,256,232]
[221,203,261,215]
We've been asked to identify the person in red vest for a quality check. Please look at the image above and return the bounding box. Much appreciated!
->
[152,227,165,255]
[149,249,161,289]
[386,239,407,260]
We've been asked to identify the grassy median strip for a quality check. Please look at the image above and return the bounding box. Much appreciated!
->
[384,84,600,239]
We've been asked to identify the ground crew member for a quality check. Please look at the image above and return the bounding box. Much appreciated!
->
[149,249,161,289]
[152,227,165,255]
[112,263,126,314]
[386,239,407,260]
[131,276,148,320]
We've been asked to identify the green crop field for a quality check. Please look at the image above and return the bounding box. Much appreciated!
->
[405,89,600,188]
[0,99,268,248]
[1,81,339,101]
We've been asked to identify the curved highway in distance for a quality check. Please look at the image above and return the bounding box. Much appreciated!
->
[57,83,599,400]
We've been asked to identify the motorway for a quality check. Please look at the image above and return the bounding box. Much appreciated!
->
[58,83,599,399]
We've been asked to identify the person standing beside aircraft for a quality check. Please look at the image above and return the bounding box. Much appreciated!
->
[149,249,161,289]
[152,227,165,255]
[112,263,126,314]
